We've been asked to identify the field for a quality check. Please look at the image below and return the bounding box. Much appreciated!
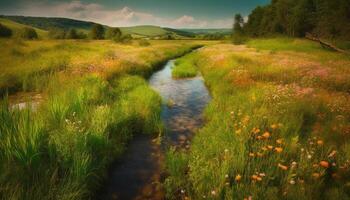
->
[0,38,211,199]
[164,38,350,199]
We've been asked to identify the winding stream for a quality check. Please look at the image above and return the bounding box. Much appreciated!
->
[101,58,211,199]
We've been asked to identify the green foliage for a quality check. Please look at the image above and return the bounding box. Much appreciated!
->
[48,28,66,39]
[172,54,198,78]
[244,0,350,40]
[106,27,122,42]
[65,28,78,39]
[17,27,38,40]
[90,24,105,40]
[0,23,12,37]
[233,14,244,35]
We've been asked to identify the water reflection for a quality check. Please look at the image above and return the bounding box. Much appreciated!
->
[149,60,211,147]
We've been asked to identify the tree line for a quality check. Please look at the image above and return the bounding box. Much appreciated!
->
[234,0,350,40]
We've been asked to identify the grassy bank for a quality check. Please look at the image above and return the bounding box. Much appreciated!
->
[0,39,207,96]
[172,53,199,78]
[0,39,208,199]
[165,38,350,199]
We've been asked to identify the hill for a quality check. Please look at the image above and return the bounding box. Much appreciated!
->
[0,18,47,38]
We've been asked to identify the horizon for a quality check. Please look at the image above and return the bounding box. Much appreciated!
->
[0,0,270,28]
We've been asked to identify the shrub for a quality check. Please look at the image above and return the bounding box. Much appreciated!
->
[0,23,12,37]
[232,33,248,45]
[106,27,122,42]
[17,27,38,40]
[90,24,105,40]
[65,28,78,39]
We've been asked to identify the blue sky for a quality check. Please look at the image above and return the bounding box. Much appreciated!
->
[0,0,270,28]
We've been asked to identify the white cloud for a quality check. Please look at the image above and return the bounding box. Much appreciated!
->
[6,1,233,28]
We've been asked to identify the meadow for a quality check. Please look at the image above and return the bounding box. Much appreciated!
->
[0,38,207,199]
[164,38,350,199]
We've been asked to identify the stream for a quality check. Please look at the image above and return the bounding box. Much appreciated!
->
[100,58,211,199]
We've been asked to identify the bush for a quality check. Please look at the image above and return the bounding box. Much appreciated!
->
[106,27,122,42]
[120,34,133,44]
[138,39,150,46]
[65,28,78,39]
[0,23,12,37]
[90,24,105,40]
[17,27,38,40]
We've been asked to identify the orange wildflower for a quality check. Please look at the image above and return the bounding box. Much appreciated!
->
[275,147,283,153]
[261,147,268,151]
[251,175,259,180]
[317,140,324,145]
[262,132,271,139]
[278,163,288,171]
[249,153,255,157]
[257,152,264,157]
[257,136,263,140]
[271,124,278,129]
[320,161,329,168]
[267,145,274,150]
[235,174,242,182]
[312,173,320,178]
[276,139,283,144]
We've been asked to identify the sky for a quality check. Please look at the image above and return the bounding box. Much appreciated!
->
[0,0,270,28]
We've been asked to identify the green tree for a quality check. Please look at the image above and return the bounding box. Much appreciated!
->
[0,23,12,37]
[66,28,78,39]
[106,27,122,42]
[18,27,38,40]
[48,28,66,39]
[90,24,105,39]
[233,14,244,35]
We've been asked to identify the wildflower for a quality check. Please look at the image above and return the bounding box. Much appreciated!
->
[211,190,216,196]
[224,149,229,153]
[276,139,283,144]
[249,153,255,157]
[181,189,185,194]
[262,132,271,139]
[267,145,273,150]
[317,140,324,146]
[235,129,242,134]
[257,136,263,140]
[320,161,329,168]
[307,154,312,159]
[251,175,259,180]
[261,147,268,151]
[271,124,278,129]
[256,176,262,181]
[313,163,318,168]
[291,162,297,168]
[290,179,296,185]
[312,173,320,178]
[235,174,242,182]
[278,163,288,171]
[257,152,264,157]
[259,173,266,177]
[275,147,283,153]
[225,174,229,179]
[328,150,337,158]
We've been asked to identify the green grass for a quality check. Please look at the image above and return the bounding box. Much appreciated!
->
[164,42,350,199]
[172,54,198,78]
[0,74,162,199]
[0,18,48,38]
[0,38,207,199]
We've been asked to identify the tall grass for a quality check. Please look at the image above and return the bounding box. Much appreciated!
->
[172,53,199,78]
[0,74,163,199]
[165,41,350,199]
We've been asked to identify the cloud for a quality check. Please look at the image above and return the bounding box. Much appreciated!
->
[5,1,233,28]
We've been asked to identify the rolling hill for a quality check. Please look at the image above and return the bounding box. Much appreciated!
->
[0,18,48,38]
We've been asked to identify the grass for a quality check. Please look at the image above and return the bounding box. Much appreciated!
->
[164,38,350,199]
[172,53,199,78]
[0,18,48,38]
[0,38,211,199]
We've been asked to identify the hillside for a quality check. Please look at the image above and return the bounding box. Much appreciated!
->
[0,18,47,38]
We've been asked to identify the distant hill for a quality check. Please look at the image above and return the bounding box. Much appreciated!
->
[0,18,47,38]
[0,15,231,39]
[180,28,232,35]
[0,15,97,32]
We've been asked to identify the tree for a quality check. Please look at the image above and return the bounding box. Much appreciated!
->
[90,24,105,39]
[66,28,78,39]
[106,27,122,42]
[48,28,66,39]
[233,14,244,35]
[0,23,12,37]
[18,27,38,40]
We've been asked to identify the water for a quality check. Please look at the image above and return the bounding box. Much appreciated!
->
[100,59,211,200]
